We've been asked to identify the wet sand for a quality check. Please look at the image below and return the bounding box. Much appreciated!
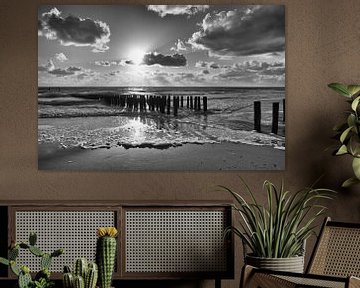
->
[38,142,285,170]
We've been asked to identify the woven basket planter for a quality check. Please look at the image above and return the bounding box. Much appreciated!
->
[245,254,305,273]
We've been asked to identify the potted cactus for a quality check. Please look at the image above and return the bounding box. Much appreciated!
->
[0,232,63,288]
[96,227,118,288]
[62,258,98,288]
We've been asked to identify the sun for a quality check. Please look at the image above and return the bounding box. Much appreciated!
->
[128,48,146,65]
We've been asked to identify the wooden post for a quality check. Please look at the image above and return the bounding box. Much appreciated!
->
[160,96,165,113]
[181,96,184,107]
[272,102,279,134]
[197,97,201,111]
[156,96,160,111]
[134,95,138,111]
[140,96,144,111]
[194,96,197,110]
[167,96,171,114]
[203,96,207,112]
[174,96,178,116]
[143,96,146,111]
[187,96,189,108]
[254,101,261,132]
[282,99,285,122]
[190,96,194,109]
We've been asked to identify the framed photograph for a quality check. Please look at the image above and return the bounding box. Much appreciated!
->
[38,5,285,170]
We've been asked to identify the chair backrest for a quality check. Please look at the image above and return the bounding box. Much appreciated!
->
[307,217,360,277]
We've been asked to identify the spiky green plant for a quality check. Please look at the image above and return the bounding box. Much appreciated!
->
[96,227,118,288]
[62,260,98,288]
[328,83,360,187]
[221,179,335,258]
[0,232,63,288]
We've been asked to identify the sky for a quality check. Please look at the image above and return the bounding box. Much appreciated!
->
[38,5,285,87]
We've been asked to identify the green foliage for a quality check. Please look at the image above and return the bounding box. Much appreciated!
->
[32,278,54,288]
[96,235,117,288]
[0,257,9,266]
[0,232,64,288]
[29,246,44,257]
[40,254,52,270]
[18,271,32,288]
[63,259,98,288]
[29,233,37,246]
[329,82,360,187]
[221,178,335,258]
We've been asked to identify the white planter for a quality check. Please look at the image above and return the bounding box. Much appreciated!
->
[245,254,305,273]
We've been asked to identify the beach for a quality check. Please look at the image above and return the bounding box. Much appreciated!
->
[38,86,285,170]
[38,142,284,170]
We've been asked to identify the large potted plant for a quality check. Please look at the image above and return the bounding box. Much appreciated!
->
[328,83,360,187]
[221,179,334,273]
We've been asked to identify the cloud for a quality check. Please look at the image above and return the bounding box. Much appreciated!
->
[143,70,206,85]
[142,52,186,67]
[95,60,125,67]
[54,52,68,62]
[38,7,111,52]
[195,61,221,69]
[214,60,285,84]
[171,39,187,52]
[38,59,95,78]
[48,67,76,76]
[188,5,285,57]
[95,60,111,67]
[147,5,209,17]
[67,66,82,72]
[38,60,55,72]
[107,70,121,77]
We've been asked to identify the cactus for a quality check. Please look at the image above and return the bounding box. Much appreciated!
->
[41,253,52,270]
[63,260,98,288]
[0,232,63,288]
[19,243,30,249]
[29,245,44,257]
[73,275,85,288]
[35,268,51,282]
[51,248,64,258]
[74,258,88,279]
[63,272,74,288]
[29,232,37,246]
[9,246,19,260]
[0,257,9,266]
[18,270,32,288]
[64,265,72,273]
[10,260,21,276]
[96,227,118,288]
[85,263,98,288]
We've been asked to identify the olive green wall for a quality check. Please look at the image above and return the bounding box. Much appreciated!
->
[1,0,360,287]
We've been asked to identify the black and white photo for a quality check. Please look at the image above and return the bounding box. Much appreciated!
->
[38,5,285,170]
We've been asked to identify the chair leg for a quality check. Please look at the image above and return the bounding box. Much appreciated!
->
[349,276,360,288]
[240,265,255,288]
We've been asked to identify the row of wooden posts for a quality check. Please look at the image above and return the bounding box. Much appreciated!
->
[101,94,208,116]
[254,99,285,135]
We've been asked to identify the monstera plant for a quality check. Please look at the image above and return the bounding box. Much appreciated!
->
[328,83,360,187]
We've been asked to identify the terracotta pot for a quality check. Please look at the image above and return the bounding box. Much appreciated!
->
[245,254,305,273]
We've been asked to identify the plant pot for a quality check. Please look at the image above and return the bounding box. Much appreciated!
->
[245,254,304,273]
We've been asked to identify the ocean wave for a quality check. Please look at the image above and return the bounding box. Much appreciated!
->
[38,115,285,151]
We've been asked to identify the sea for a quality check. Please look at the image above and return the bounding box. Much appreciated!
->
[38,86,285,150]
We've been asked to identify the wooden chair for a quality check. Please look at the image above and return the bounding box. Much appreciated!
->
[241,217,360,288]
